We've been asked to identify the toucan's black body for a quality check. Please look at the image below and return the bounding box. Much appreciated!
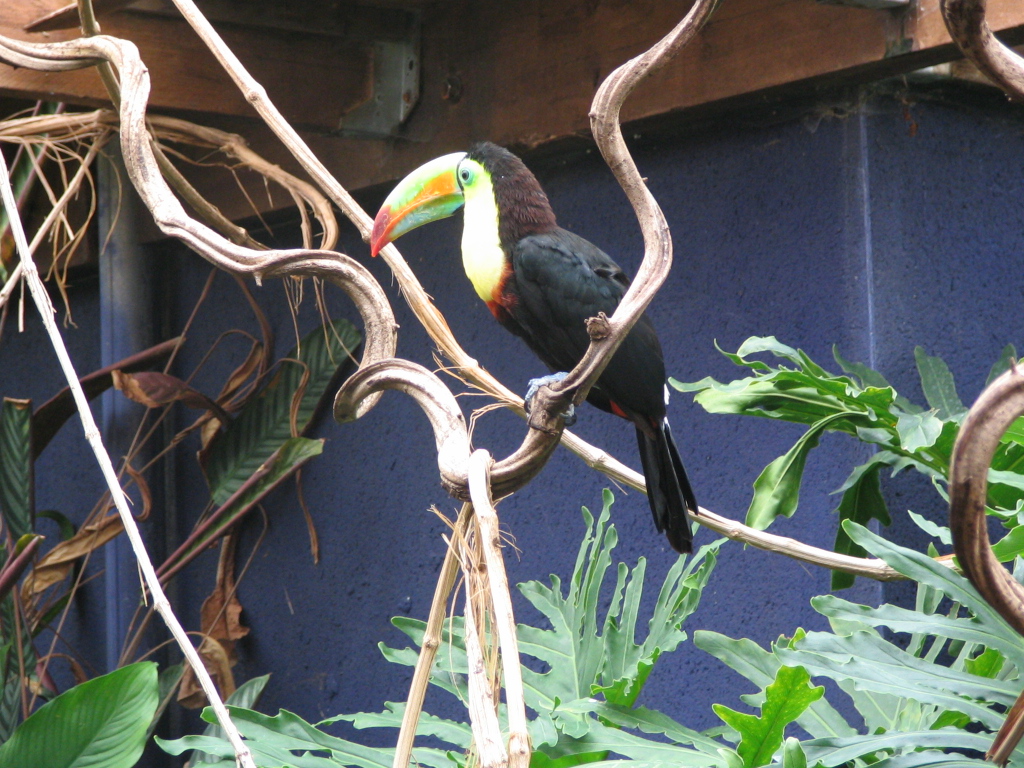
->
[501,228,697,552]
[372,142,698,553]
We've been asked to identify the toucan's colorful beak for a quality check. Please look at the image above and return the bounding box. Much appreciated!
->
[370,151,468,256]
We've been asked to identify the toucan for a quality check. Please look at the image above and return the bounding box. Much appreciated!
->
[370,142,697,553]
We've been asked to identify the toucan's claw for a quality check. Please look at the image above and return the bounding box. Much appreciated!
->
[525,372,576,426]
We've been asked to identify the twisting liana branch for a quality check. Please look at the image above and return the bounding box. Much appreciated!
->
[949,366,1024,765]
[941,0,1024,102]
[117,0,928,582]
[935,5,1024,761]
[0,32,402,768]
[0,117,258,768]
[0,34,397,420]
[534,0,721,414]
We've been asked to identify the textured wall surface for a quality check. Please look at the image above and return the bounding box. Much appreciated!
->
[5,86,1024,751]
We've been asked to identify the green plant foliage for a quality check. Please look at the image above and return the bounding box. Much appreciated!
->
[697,522,1017,767]
[713,666,823,768]
[159,486,1022,768]
[160,491,725,768]
[203,318,360,505]
[671,337,1024,586]
[0,661,158,768]
[191,674,271,765]
[0,398,33,545]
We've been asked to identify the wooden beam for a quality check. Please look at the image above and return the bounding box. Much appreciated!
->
[3,0,1024,230]
[0,0,373,130]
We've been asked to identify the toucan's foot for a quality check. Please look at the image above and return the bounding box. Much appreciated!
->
[525,372,576,426]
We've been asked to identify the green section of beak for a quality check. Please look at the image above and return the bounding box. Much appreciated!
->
[370,151,467,255]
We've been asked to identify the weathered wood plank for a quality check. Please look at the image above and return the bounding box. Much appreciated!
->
[0,0,373,129]
[3,0,1024,228]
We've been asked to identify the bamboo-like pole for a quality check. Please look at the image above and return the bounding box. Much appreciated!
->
[468,451,530,768]
[390,504,472,768]
[0,127,255,768]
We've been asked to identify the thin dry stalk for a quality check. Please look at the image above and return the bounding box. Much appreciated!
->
[0,133,107,312]
[467,451,529,768]
[392,503,473,768]
[459,516,508,768]
[0,130,255,768]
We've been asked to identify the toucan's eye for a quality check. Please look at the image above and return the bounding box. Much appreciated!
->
[458,166,472,185]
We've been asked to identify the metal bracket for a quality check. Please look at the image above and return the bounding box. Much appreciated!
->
[816,0,909,9]
[338,27,421,139]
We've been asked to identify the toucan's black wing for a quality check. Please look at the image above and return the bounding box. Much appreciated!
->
[505,228,666,420]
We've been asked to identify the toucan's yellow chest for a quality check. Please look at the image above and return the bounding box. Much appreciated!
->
[460,174,508,303]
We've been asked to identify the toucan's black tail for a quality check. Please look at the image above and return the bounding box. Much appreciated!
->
[635,419,697,554]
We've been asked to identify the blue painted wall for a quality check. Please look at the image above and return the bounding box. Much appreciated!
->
[6,84,1024,746]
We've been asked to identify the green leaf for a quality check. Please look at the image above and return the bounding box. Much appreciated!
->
[518,492,720,715]
[831,461,891,589]
[963,647,1004,679]
[0,399,33,545]
[203,318,359,504]
[0,644,20,742]
[991,524,1024,562]
[800,730,993,767]
[780,738,806,768]
[746,413,855,530]
[813,594,1024,671]
[914,348,966,422]
[843,522,1024,665]
[906,511,951,546]
[895,411,943,453]
[693,632,854,740]
[779,630,1016,729]
[986,343,1017,386]
[731,337,804,369]
[0,661,158,768]
[595,540,721,706]
[832,347,891,390]
[328,701,472,749]
[193,674,271,763]
[168,706,453,768]
[38,509,75,541]
[713,666,823,768]
[175,437,323,562]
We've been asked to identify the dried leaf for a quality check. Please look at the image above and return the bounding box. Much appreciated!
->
[22,513,121,599]
[177,637,235,709]
[123,462,152,523]
[113,371,229,423]
[179,534,247,709]
[32,337,180,459]
[218,341,265,409]
[295,469,319,564]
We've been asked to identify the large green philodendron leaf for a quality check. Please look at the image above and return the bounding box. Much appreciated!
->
[165,492,726,768]
[203,318,360,505]
[693,632,855,740]
[0,661,158,768]
[713,666,823,768]
[799,730,992,768]
[700,522,1024,767]
[518,489,721,714]
[0,398,33,545]
[159,706,455,768]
